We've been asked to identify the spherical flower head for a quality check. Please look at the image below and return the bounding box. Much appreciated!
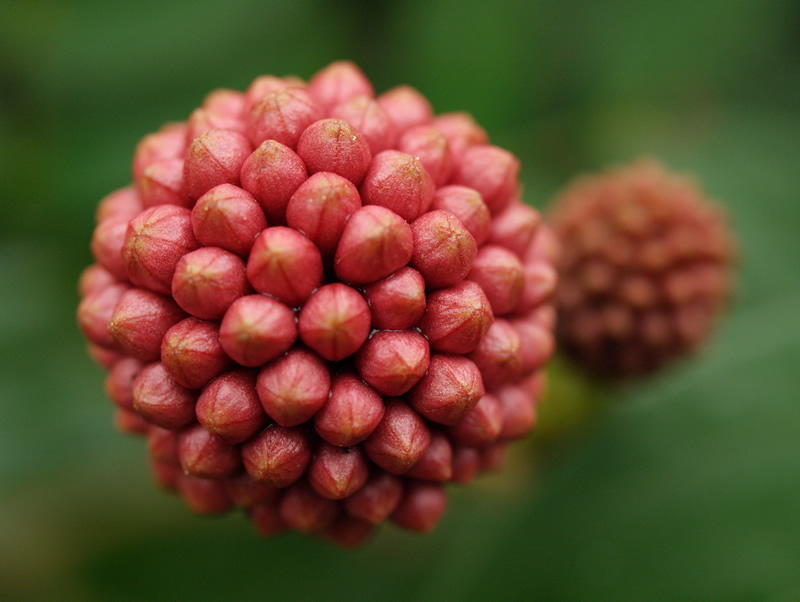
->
[76,61,558,545]
[548,159,736,378]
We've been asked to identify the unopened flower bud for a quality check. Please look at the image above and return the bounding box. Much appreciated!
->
[225,472,279,508]
[132,362,197,430]
[246,88,322,150]
[132,122,188,183]
[299,283,371,361]
[363,399,431,474]
[90,216,132,281]
[377,85,433,134]
[467,245,525,315]
[468,319,523,389]
[487,201,541,258]
[362,266,426,330]
[177,473,233,515]
[418,280,493,354]
[139,158,190,208]
[109,288,187,361]
[431,112,488,162]
[297,119,372,186]
[178,423,242,479]
[191,184,267,257]
[196,368,266,444]
[405,430,453,481]
[77,282,129,350]
[308,441,370,500]
[241,424,313,488]
[390,481,447,532]
[450,446,481,484]
[407,354,484,425]
[161,317,232,389]
[495,383,536,440]
[410,210,477,289]
[359,150,434,221]
[314,371,385,447]
[447,393,503,448]
[307,60,374,113]
[240,140,308,225]
[451,145,520,214]
[330,95,397,155]
[171,247,250,320]
[343,470,404,524]
[355,329,430,396]
[397,125,452,187]
[430,185,491,245]
[184,128,252,200]
[104,356,146,410]
[219,295,297,367]
[278,480,339,533]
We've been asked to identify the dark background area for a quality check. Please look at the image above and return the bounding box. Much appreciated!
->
[2,1,799,599]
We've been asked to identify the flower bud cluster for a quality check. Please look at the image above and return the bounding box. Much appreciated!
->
[77,61,557,546]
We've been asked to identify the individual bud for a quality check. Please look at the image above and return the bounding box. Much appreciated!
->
[324,516,375,548]
[397,125,452,187]
[513,262,558,315]
[405,430,453,481]
[468,319,523,389]
[104,356,146,410]
[161,317,232,389]
[77,282,129,349]
[240,140,308,225]
[114,407,152,436]
[296,119,372,186]
[132,362,197,429]
[86,343,124,370]
[359,151,434,221]
[376,85,433,134]
[390,481,447,532]
[418,280,494,354]
[362,267,426,330]
[510,318,555,374]
[171,247,251,320]
[109,288,187,361]
[139,158,191,208]
[219,295,297,367]
[243,75,303,116]
[185,107,245,143]
[450,446,481,484]
[95,186,143,225]
[330,95,396,155]
[495,383,536,440]
[90,215,132,281]
[308,441,370,500]
[334,205,414,285]
[196,368,266,444]
[487,201,541,258]
[151,458,181,491]
[355,329,430,396]
[314,371,385,447]
[480,441,508,471]
[467,245,525,315]
[147,425,180,464]
[241,425,313,488]
[184,128,252,200]
[178,423,242,479]
[246,87,322,150]
[447,393,503,448]
[343,470,404,524]
[298,283,371,361]
[431,112,488,162]
[285,172,362,256]
[256,347,331,427]
[278,480,339,533]
[132,122,188,183]
[177,473,233,515]
[249,500,289,536]
[307,60,374,112]
[201,88,246,119]
[410,210,477,289]
[407,354,485,426]
[78,265,118,302]
[451,144,520,214]
[525,224,560,266]
[225,472,280,508]
[430,185,491,245]
[191,184,268,257]
[363,399,431,474]
[246,226,323,306]
[122,204,199,295]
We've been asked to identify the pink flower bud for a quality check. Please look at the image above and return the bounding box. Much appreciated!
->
[240,140,308,225]
[104,356,146,410]
[178,423,242,479]
[132,362,197,430]
[122,205,199,295]
[278,480,339,533]
[147,425,180,464]
[355,329,430,396]
[191,184,267,257]
[513,262,558,315]
[171,247,251,320]
[246,226,323,306]
[108,287,186,361]
[307,60,374,113]
[362,266,426,330]
[90,216,131,281]
[431,112,488,162]
[225,472,280,508]
[359,151,434,221]
[467,245,525,315]
[330,95,397,155]
[219,295,297,367]
[114,407,151,435]
[450,446,481,484]
[256,346,331,427]
[397,125,452,187]
[418,280,494,354]
[297,119,372,186]
[363,399,431,474]
[314,371,385,447]
[451,144,520,214]
[410,210,477,289]
[131,122,188,183]
[405,430,453,481]
[390,481,447,532]
[249,500,289,536]
[86,343,124,370]
[447,393,503,448]
[343,470,404,524]
[185,108,245,144]
[184,129,252,200]
[201,88,246,119]
[510,318,555,374]
[77,282,129,349]
[487,201,541,257]
[377,85,433,134]
[241,424,313,488]
[177,473,233,515]
[298,283,371,361]
[468,319,523,389]
[308,441,370,500]
[95,186,143,225]
[285,172,362,256]
[244,75,304,116]
[525,224,560,265]
[334,205,414,285]
[407,354,484,426]
[430,185,491,246]
[196,368,266,444]
[161,317,232,389]
[246,87,322,150]
[495,383,536,440]
[139,158,191,208]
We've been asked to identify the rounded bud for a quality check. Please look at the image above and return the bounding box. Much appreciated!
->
[241,425,313,488]
[196,368,266,444]
[397,125,452,187]
[363,399,431,475]
[104,356,146,410]
[109,288,187,361]
[139,158,190,208]
[77,282,129,350]
[405,430,453,482]
[307,60,374,112]
[430,185,491,245]
[377,85,433,134]
[343,470,404,524]
[451,144,520,214]
[468,319,523,389]
[132,123,188,183]
[191,184,267,257]
[362,267,426,330]
[296,119,372,186]
[330,95,397,155]
[219,295,297,367]
[132,362,197,430]
[314,371,385,447]
[407,354,485,426]
[419,280,494,354]
[487,201,541,258]
[184,128,251,200]
[431,112,488,162]
[410,210,477,289]
[359,150,434,221]
[308,441,370,500]
[390,481,447,532]
[278,480,339,533]
[467,245,525,315]
[246,87,322,150]
[240,140,308,225]
[298,283,371,361]
[91,215,133,281]
[161,317,233,389]
[178,423,242,479]
[355,329,430,396]
[447,393,503,448]
[95,186,143,225]
[171,247,251,320]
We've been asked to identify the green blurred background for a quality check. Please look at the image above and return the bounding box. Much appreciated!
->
[2,0,799,599]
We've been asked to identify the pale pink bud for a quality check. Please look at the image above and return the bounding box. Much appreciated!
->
[405,430,453,481]
[447,393,503,448]
[510,318,555,374]
[308,441,370,499]
[334,205,414,285]
[418,280,494,354]
[410,210,477,289]
[201,88,246,119]
[77,282,129,350]
[513,262,558,315]
[246,87,322,150]
[431,112,488,162]
[161,317,232,389]
[467,245,525,315]
[90,216,132,281]
[307,61,374,113]
[330,95,397,155]
[343,470,404,525]
[278,480,339,533]
[219,295,297,367]
[487,201,541,258]
[524,223,560,265]
[78,264,119,297]
[407,354,484,426]
[299,283,371,362]
[95,186,143,225]
[397,125,452,187]
[244,75,304,116]
[256,346,331,427]
[139,158,191,208]
[171,247,251,320]
[104,356,146,411]
[390,481,447,532]
[191,184,267,257]
[184,129,252,200]
[362,267,426,330]
[496,383,536,440]
[132,362,197,430]
[363,399,431,474]
[241,424,313,488]
[314,371,385,447]
[131,122,188,183]
[359,151,434,221]
[246,226,323,306]
[185,108,245,144]
[468,319,523,389]
[451,144,520,214]
[178,423,242,479]
[196,368,266,444]
[296,119,372,186]
[109,288,187,361]
[240,140,308,225]
[177,473,233,515]
[377,85,433,134]
[355,329,430,396]
[430,185,491,245]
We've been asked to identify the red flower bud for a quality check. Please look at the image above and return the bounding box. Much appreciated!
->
[131,362,197,430]
[195,368,266,444]
[191,184,267,257]
[410,210,477,289]
[161,317,232,389]
[297,119,372,186]
[219,295,297,367]
[360,150,434,221]
[240,140,308,225]
[298,283,371,361]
